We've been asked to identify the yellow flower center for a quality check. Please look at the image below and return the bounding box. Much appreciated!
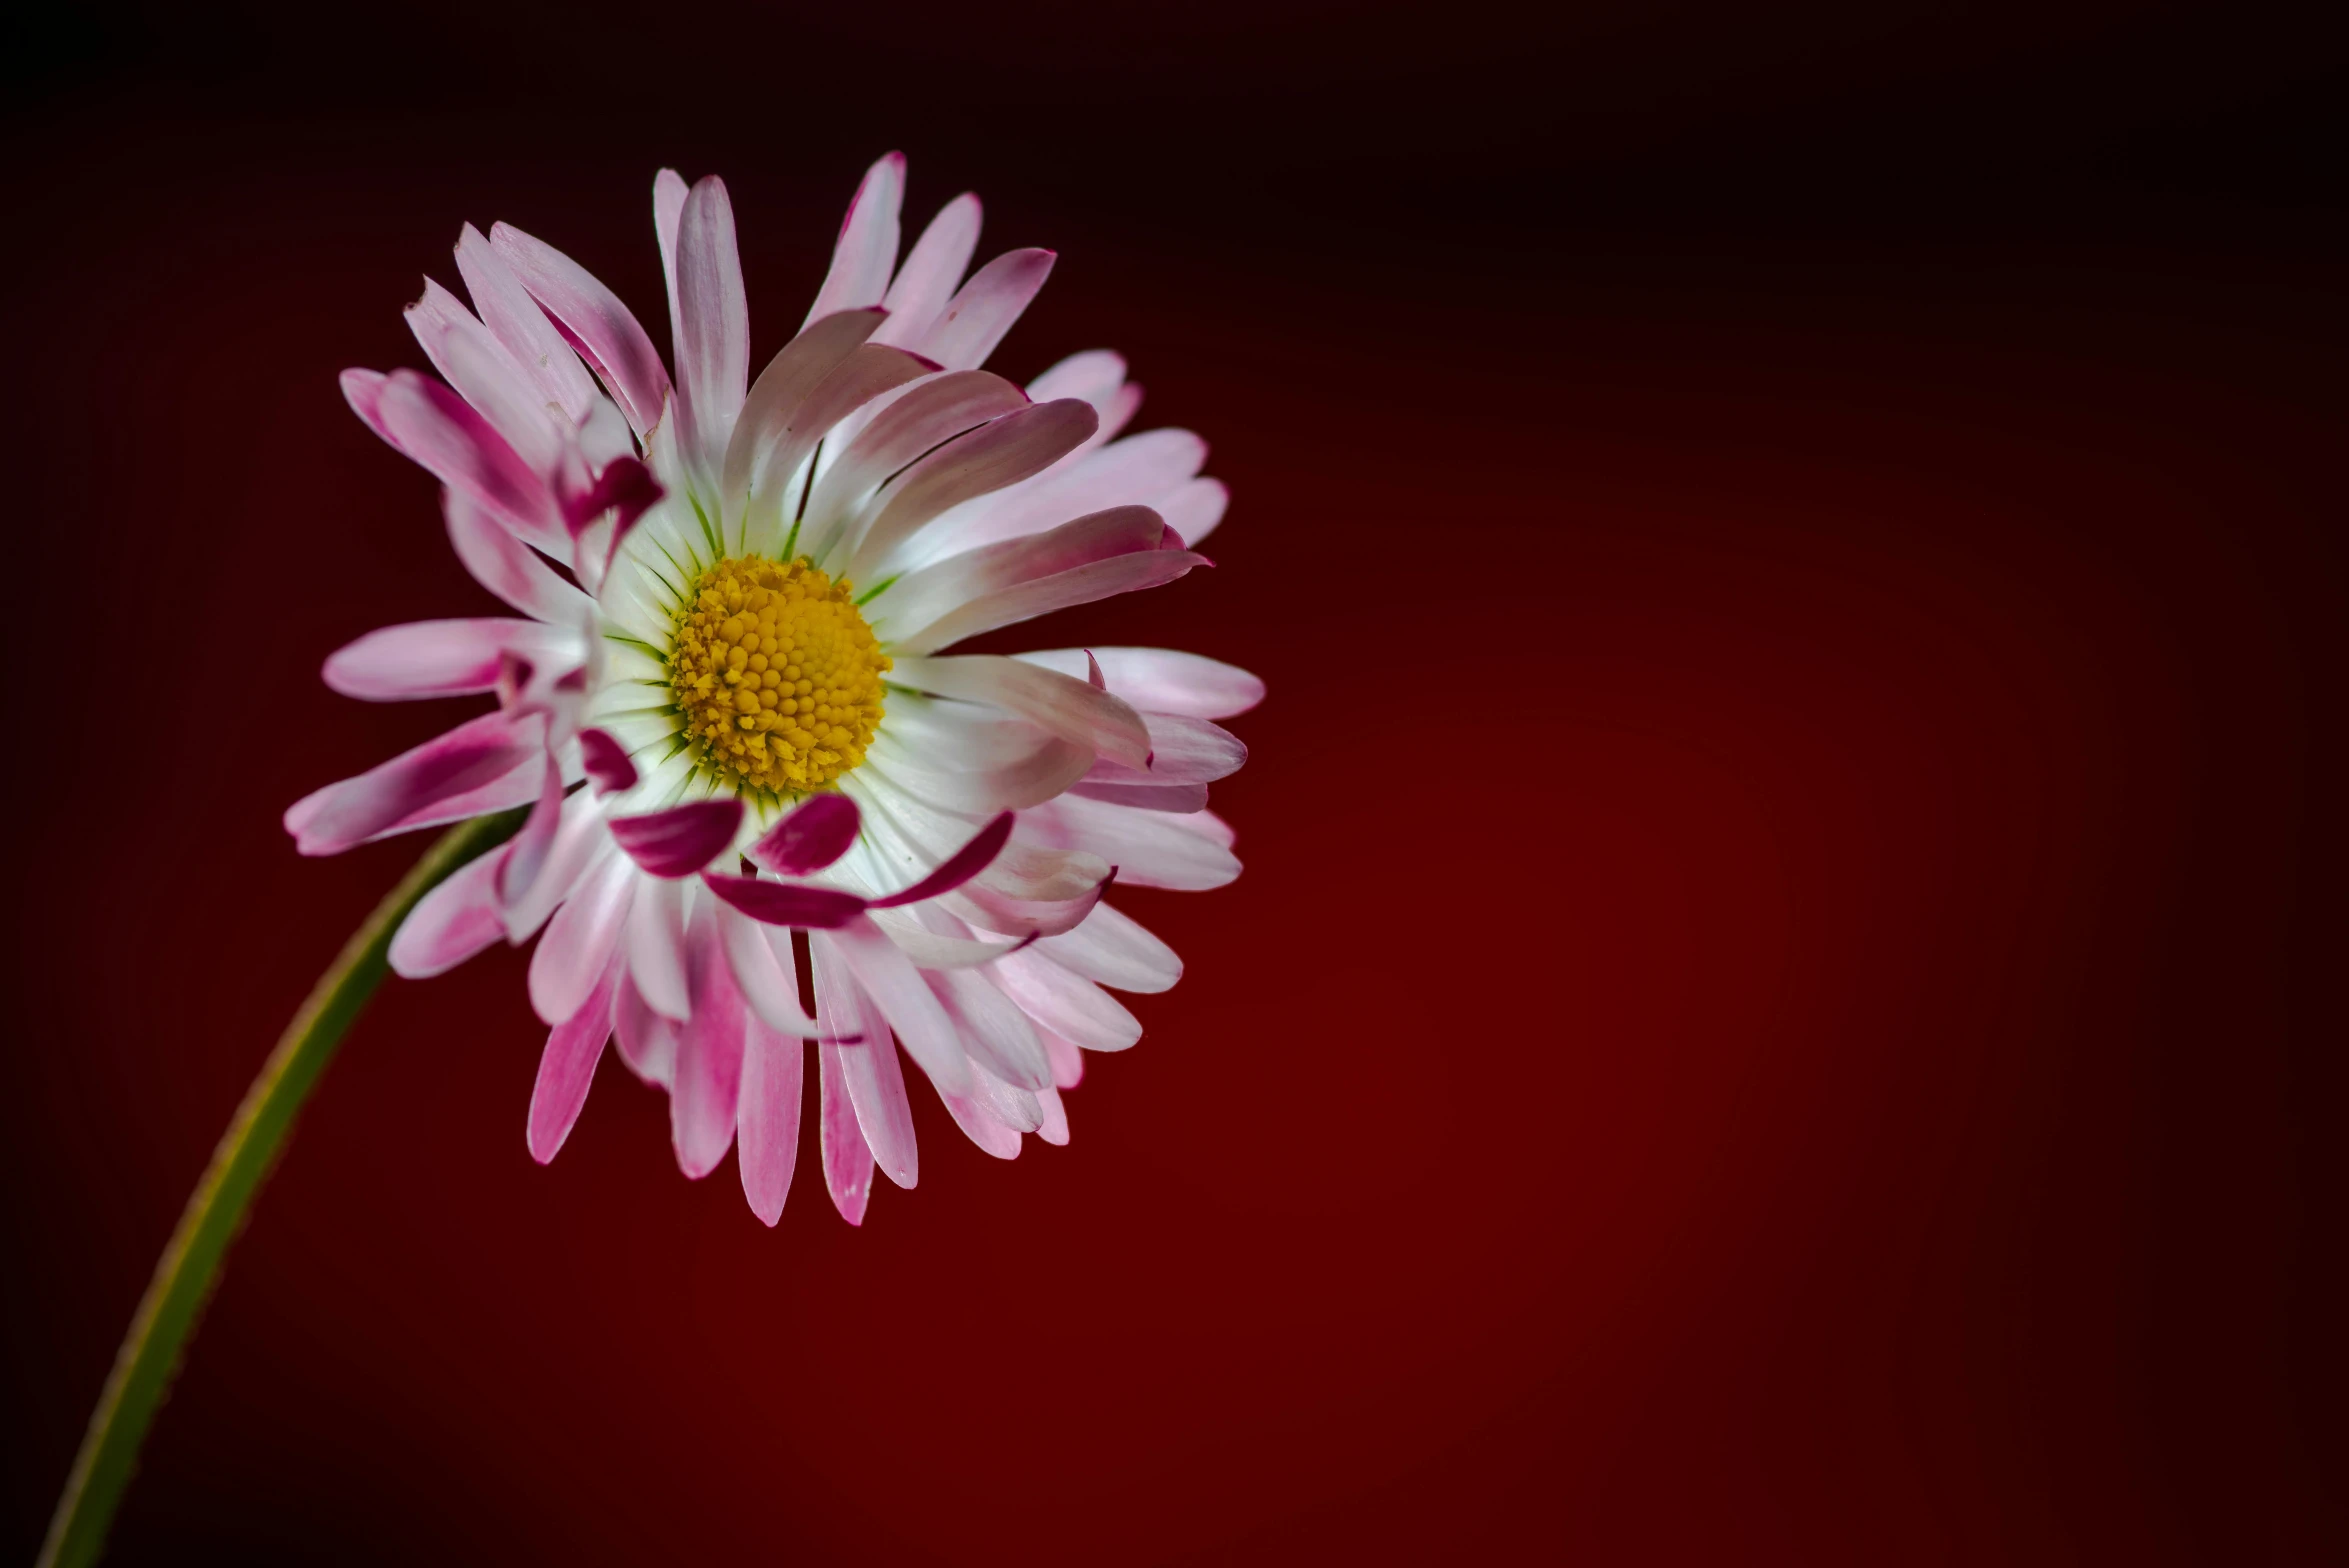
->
[668,555,890,796]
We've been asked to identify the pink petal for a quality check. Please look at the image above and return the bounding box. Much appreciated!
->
[938,427,1207,556]
[719,905,827,1035]
[1013,647,1265,719]
[827,914,971,1091]
[922,248,1054,371]
[858,813,1111,938]
[376,370,565,552]
[942,866,1111,939]
[991,949,1142,1051]
[876,506,1170,651]
[967,1062,1044,1133]
[454,221,598,421]
[1069,426,1210,504]
[886,652,1150,770]
[700,873,868,929]
[1143,713,1249,780]
[866,692,1084,774]
[845,398,1098,581]
[526,957,619,1164]
[971,839,1114,904]
[1042,1027,1085,1090]
[491,221,674,437]
[1025,349,1126,408]
[495,752,569,912]
[564,454,662,543]
[1157,476,1229,548]
[671,175,750,481]
[866,908,1033,970]
[625,872,693,1020]
[323,618,552,702]
[869,811,1015,908]
[406,280,566,475]
[873,192,981,350]
[737,1014,805,1225]
[1066,780,1211,813]
[794,369,1029,563]
[1025,793,1241,891]
[443,489,595,623]
[933,1075,1025,1161]
[1172,806,1238,851]
[1093,382,1145,446]
[748,794,861,876]
[577,728,638,794]
[1032,902,1182,994]
[718,306,886,526]
[803,151,905,328]
[387,848,506,980]
[672,906,747,1179]
[866,733,1093,815]
[891,547,1209,657]
[1035,1084,1071,1146]
[654,169,688,347]
[283,710,541,856]
[927,966,1051,1090]
[812,932,919,1190]
[608,797,744,878]
[817,1034,875,1225]
[735,342,938,555]
[613,972,679,1088]
[1078,713,1248,787]
[526,846,635,1026]
[577,389,644,473]
[341,368,395,446]
[500,788,617,941]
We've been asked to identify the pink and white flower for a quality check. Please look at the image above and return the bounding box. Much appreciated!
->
[286,155,1259,1225]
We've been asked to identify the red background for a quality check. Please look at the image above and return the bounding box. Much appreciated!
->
[5,3,2344,1561]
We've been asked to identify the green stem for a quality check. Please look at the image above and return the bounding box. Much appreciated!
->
[39,809,524,1568]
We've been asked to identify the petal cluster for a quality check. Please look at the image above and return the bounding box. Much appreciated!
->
[289,154,1259,1225]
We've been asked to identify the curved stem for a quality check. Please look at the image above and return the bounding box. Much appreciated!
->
[39,809,524,1568]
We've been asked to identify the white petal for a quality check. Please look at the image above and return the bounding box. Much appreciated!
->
[1033,902,1181,994]
[990,949,1142,1051]
[1012,646,1264,719]
[625,870,692,1019]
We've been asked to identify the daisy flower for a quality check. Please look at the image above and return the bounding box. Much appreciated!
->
[285,155,1260,1225]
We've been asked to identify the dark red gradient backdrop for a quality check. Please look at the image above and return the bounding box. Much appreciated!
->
[5,4,2344,1562]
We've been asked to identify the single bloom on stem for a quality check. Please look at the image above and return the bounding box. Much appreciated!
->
[287,153,1261,1226]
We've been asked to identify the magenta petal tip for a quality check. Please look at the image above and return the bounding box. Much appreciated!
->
[609,798,744,877]
[701,872,868,929]
[749,794,861,876]
[868,812,1015,909]
[578,728,638,794]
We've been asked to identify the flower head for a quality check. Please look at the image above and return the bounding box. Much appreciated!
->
[287,156,1258,1224]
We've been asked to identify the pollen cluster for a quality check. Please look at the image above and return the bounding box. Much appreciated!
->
[668,555,889,795]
